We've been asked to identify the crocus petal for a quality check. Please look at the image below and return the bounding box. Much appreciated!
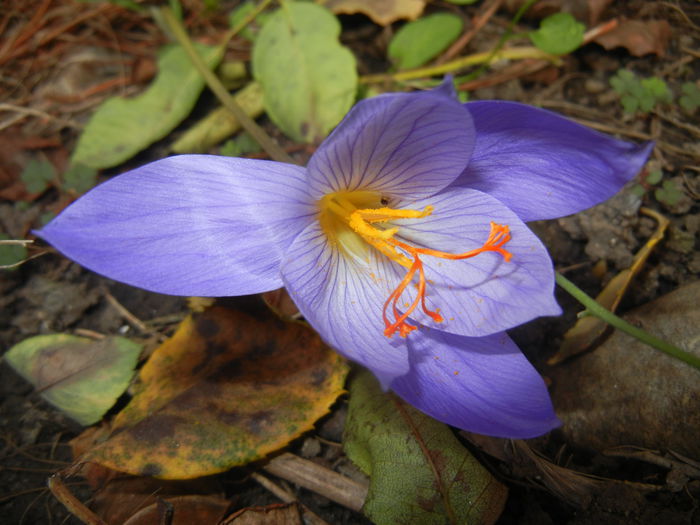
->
[393,188,561,337]
[281,220,410,386]
[458,101,653,222]
[307,90,475,202]
[392,330,560,437]
[38,155,315,296]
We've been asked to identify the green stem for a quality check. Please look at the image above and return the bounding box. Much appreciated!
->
[555,272,700,371]
[360,47,559,84]
[160,6,295,165]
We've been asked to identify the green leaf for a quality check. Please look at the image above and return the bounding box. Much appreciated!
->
[679,82,700,113]
[655,179,684,206]
[63,163,98,194]
[220,133,260,157]
[0,234,27,270]
[252,2,357,143]
[641,77,672,103]
[529,13,585,55]
[71,43,222,169]
[20,158,55,194]
[630,184,645,198]
[444,0,479,4]
[344,370,507,525]
[4,334,141,425]
[388,13,464,70]
[610,69,672,114]
[646,169,663,185]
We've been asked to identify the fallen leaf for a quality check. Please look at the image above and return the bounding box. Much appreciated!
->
[344,370,507,525]
[71,43,222,169]
[463,434,603,508]
[80,302,349,479]
[123,495,230,525]
[91,473,225,524]
[4,334,141,425]
[551,280,700,458]
[252,3,357,143]
[326,0,426,26]
[594,19,671,57]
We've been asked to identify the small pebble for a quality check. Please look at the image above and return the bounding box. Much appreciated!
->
[584,78,606,94]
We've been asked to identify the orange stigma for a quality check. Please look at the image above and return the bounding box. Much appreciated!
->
[348,206,513,338]
[318,192,513,339]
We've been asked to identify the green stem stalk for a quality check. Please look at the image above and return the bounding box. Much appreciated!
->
[555,272,700,371]
[360,47,559,84]
[160,6,295,164]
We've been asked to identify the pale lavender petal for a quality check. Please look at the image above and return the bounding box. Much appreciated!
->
[392,330,560,437]
[38,155,315,296]
[392,188,561,337]
[281,220,410,386]
[459,101,653,221]
[307,90,475,201]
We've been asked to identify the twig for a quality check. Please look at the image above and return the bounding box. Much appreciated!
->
[658,2,700,32]
[581,19,619,44]
[457,58,547,91]
[0,239,33,246]
[251,472,330,525]
[0,4,113,66]
[73,328,107,340]
[103,291,150,333]
[0,103,82,131]
[652,109,700,138]
[160,6,295,165]
[0,0,52,59]
[48,474,107,525]
[0,251,48,270]
[436,0,503,64]
[264,453,368,513]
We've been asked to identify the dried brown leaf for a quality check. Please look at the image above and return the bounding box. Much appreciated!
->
[594,19,671,57]
[326,0,426,26]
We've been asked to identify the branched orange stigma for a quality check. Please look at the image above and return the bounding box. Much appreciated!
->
[348,207,513,338]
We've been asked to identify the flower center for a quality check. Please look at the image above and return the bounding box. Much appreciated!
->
[318,191,513,338]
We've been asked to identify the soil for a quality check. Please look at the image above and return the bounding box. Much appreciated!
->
[1,1,699,524]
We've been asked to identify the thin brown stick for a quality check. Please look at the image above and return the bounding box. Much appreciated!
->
[263,453,368,513]
[48,474,107,525]
[251,472,330,525]
[458,58,547,91]
[0,0,52,56]
[0,4,113,65]
[103,291,150,333]
[437,0,503,64]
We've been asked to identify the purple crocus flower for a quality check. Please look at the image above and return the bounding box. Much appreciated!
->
[38,82,652,438]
